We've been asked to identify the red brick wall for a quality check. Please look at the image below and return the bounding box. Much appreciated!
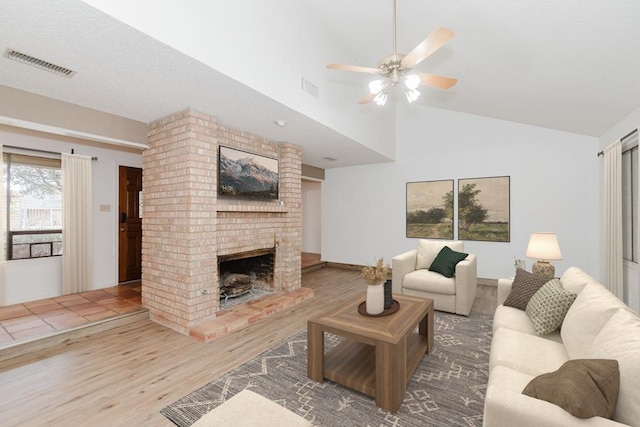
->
[142,109,301,335]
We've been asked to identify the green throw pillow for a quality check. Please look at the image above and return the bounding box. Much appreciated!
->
[522,359,620,419]
[428,246,468,278]
[526,278,576,335]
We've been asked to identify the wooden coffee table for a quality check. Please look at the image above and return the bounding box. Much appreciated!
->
[307,294,434,412]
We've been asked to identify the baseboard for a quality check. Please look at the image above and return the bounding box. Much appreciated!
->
[324,263,498,287]
[478,277,498,287]
[324,262,364,271]
[301,263,327,274]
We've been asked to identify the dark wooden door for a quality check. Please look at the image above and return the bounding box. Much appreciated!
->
[118,166,143,283]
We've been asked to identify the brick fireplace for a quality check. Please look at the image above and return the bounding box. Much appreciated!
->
[141,109,312,340]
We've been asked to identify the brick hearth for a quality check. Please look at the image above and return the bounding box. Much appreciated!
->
[142,109,311,341]
[189,287,314,341]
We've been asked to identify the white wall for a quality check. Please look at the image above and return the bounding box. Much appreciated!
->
[322,105,599,280]
[302,180,322,254]
[599,105,640,312]
[0,125,142,305]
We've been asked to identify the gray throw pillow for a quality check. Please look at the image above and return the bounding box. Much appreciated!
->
[522,359,619,419]
[503,269,548,310]
[526,279,576,335]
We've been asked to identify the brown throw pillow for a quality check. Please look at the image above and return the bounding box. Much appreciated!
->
[522,359,620,419]
[503,269,549,310]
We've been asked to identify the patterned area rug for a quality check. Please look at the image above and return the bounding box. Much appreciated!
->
[161,311,493,427]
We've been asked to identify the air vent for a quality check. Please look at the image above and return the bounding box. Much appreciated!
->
[301,77,319,98]
[4,49,76,78]
[322,156,337,162]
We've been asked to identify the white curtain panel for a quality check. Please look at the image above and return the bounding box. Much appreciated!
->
[62,153,93,294]
[604,141,623,299]
[0,144,4,305]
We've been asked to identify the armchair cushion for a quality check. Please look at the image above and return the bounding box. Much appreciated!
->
[403,269,456,295]
[429,246,469,278]
[416,240,464,270]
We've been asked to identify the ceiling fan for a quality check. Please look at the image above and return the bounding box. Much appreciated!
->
[327,0,457,106]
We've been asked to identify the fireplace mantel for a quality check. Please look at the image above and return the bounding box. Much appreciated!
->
[216,205,288,213]
[218,247,275,263]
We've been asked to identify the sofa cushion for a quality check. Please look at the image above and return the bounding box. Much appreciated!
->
[428,246,468,278]
[560,266,598,294]
[402,269,455,295]
[493,305,562,342]
[503,269,548,311]
[522,359,620,420]
[590,308,640,425]
[490,327,569,376]
[416,240,464,270]
[525,279,576,335]
[561,282,628,359]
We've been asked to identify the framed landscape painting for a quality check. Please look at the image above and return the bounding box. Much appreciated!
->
[457,176,510,242]
[406,180,454,239]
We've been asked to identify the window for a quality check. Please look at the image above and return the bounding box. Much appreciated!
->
[3,153,62,260]
[622,135,638,263]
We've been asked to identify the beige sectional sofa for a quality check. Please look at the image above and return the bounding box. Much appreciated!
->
[484,267,640,427]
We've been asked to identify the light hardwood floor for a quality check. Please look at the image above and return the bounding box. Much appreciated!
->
[0,267,496,427]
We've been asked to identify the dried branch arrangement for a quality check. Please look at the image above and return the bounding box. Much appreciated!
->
[361,258,390,285]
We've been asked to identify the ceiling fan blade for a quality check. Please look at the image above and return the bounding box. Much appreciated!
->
[401,27,455,69]
[358,92,375,104]
[418,73,457,89]
[327,63,381,74]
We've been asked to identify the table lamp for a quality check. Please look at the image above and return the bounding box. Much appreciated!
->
[526,232,562,279]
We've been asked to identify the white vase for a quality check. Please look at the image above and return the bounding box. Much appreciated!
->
[366,284,385,315]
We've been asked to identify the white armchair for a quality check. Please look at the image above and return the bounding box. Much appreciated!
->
[392,240,477,316]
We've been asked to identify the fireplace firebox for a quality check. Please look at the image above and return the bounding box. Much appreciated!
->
[218,248,275,304]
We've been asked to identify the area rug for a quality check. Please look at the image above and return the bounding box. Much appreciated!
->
[161,311,493,427]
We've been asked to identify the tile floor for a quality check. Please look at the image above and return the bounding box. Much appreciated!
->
[0,282,142,346]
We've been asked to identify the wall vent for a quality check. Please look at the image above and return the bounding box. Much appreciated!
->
[4,49,76,78]
[301,77,319,98]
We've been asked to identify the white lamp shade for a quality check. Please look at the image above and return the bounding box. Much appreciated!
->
[526,232,562,260]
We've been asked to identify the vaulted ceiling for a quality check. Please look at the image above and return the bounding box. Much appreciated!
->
[1,0,639,168]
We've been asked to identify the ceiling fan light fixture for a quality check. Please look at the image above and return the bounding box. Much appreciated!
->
[374,91,388,106]
[405,88,420,103]
[325,0,457,106]
[404,74,420,90]
[369,79,386,94]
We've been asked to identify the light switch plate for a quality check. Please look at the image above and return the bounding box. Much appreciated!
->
[99,204,111,212]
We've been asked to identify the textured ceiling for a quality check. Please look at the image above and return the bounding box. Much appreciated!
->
[1,0,639,169]
[310,0,640,137]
